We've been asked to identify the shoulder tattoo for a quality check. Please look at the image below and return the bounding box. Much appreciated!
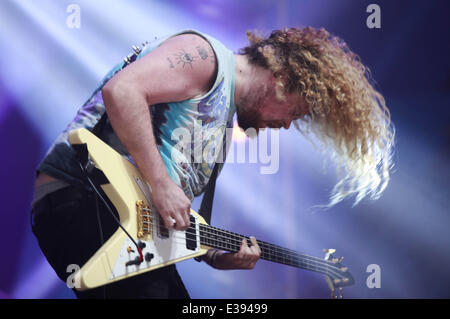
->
[171,49,199,69]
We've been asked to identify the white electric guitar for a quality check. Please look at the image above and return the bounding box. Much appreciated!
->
[68,128,354,298]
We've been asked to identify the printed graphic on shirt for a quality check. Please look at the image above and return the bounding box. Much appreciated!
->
[198,80,227,126]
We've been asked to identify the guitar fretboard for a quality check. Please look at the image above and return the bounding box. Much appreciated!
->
[198,224,344,279]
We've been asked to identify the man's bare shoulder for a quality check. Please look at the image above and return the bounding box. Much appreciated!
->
[103,32,218,104]
[163,32,216,61]
[159,33,218,88]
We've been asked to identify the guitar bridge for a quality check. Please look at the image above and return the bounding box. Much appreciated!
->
[136,200,152,239]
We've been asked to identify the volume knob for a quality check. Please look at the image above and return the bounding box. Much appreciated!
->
[145,253,154,262]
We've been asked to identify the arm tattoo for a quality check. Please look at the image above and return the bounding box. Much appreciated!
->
[196,46,209,60]
[173,49,198,68]
[167,57,174,68]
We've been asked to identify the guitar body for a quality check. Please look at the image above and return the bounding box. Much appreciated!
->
[68,128,354,296]
[69,128,209,291]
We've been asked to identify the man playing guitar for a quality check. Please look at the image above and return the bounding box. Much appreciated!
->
[32,28,394,298]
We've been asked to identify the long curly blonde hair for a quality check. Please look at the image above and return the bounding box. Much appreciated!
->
[240,27,395,207]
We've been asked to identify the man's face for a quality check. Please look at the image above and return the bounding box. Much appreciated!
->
[236,86,309,135]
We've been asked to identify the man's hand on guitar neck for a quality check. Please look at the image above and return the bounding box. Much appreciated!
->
[206,237,261,270]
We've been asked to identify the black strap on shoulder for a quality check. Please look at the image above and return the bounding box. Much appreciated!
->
[194,162,219,263]
[92,113,108,137]
[198,162,220,225]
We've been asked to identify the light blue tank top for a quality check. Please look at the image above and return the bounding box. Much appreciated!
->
[37,29,236,200]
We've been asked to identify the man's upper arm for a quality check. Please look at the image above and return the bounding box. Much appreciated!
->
[103,33,218,105]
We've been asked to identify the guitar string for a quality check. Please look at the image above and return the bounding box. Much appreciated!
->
[126,233,345,282]
[204,222,338,265]
[140,216,313,262]
[138,206,346,280]
[139,211,340,266]
[126,232,344,280]
[139,209,317,260]
[139,208,336,265]
[135,216,346,280]
[139,214,340,268]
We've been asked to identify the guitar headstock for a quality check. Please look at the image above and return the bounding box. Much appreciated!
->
[323,248,354,298]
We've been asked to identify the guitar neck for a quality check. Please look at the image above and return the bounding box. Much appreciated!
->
[199,224,337,276]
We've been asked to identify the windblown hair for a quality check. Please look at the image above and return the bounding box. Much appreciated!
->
[240,27,395,207]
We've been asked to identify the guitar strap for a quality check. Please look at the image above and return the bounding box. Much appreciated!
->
[92,113,108,137]
[193,162,220,263]
[198,162,220,225]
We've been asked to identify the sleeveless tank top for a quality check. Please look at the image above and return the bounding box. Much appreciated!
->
[36,29,236,200]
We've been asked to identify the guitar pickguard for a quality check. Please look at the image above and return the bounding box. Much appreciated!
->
[110,213,201,280]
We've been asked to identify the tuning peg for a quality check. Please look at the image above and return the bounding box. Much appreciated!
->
[340,267,348,272]
[332,257,345,264]
[331,289,337,299]
[330,287,344,299]
[323,249,336,261]
[333,278,341,285]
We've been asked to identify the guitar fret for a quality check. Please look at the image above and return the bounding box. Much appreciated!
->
[199,224,341,278]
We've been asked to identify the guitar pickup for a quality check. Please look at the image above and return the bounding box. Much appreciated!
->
[185,215,197,251]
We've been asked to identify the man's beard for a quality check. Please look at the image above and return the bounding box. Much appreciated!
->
[236,103,261,138]
[235,83,270,138]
